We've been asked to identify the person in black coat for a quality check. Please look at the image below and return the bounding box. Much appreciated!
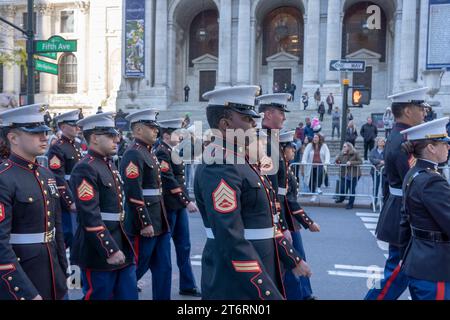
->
[400,117,450,300]
[360,117,379,161]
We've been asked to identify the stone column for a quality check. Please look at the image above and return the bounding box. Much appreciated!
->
[324,0,341,85]
[76,2,90,94]
[1,5,17,94]
[217,0,232,87]
[154,0,168,87]
[399,0,417,84]
[37,4,54,94]
[392,10,402,93]
[303,0,321,87]
[236,0,251,85]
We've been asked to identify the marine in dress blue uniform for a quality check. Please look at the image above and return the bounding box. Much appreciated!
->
[257,94,294,236]
[155,119,200,297]
[194,86,311,300]
[119,109,172,300]
[400,117,450,300]
[46,110,82,248]
[0,104,68,300]
[279,130,319,300]
[70,112,138,300]
[366,87,428,300]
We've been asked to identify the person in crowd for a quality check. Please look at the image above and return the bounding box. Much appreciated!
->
[360,117,379,161]
[331,107,341,139]
[302,92,309,110]
[326,93,334,115]
[369,137,386,209]
[383,107,395,138]
[335,142,363,209]
[345,120,358,147]
[318,100,326,122]
[301,134,330,202]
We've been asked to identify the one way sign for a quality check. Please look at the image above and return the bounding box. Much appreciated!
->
[329,60,366,72]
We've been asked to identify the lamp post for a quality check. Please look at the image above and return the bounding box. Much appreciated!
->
[421,68,446,118]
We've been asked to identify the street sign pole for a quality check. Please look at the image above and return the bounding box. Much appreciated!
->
[26,0,35,104]
[340,78,350,149]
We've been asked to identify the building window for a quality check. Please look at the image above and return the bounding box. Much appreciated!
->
[262,7,304,65]
[22,12,37,32]
[20,66,40,94]
[189,10,219,67]
[58,53,77,94]
[342,2,387,62]
[60,11,75,33]
[0,64,3,92]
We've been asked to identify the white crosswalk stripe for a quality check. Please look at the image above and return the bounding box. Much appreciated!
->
[356,212,389,254]
[328,264,384,279]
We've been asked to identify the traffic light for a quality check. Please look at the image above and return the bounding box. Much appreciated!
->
[352,88,371,106]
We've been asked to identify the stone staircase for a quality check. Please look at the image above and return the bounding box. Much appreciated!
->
[161,98,391,158]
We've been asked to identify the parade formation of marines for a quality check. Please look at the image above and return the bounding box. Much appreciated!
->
[0,84,449,300]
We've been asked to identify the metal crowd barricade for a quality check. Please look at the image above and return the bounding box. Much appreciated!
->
[290,162,384,212]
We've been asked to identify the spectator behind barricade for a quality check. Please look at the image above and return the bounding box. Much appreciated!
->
[44,111,52,128]
[301,133,330,202]
[369,137,385,209]
[311,117,322,134]
[360,117,378,161]
[78,108,84,120]
[335,142,363,209]
[331,107,341,140]
[304,117,314,140]
[345,120,358,147]
[347,110,354,122]
[383,107,394,138]
[47,129,61,148]
[295,122,305,143]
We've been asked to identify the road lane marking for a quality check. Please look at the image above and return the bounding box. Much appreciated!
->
[361,217,379,223]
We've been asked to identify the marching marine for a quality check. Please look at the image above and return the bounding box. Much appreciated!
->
[120,109,172,300]
[47,110,83,248]
[70,112,137,300]
[0,104,68,300]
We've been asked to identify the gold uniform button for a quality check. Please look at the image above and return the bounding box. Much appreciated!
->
[110,249,114,253]
[14,287,19,292]
[47,222,51,227]
[44,191,47,195]
[257,279,263,285]
[36,172,39,176]
[46,201,50,205]
[100,234,105,238]
[7,277,12,281]
[296,257,300,261]
[17,257,21,262]
[20,297,25,300]
[265,290,271,296]
[105,241,109,245]
[108,183,112,187]
[289,249,293,253]
[28,197,33,202]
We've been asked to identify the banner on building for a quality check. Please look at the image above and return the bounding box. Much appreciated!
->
[427,0,450,69]
[124,0,145,77]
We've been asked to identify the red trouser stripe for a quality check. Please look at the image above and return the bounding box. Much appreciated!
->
[85,269,93,301]
[134,237,140,265]
[376,263,402,300]
[436,282,445,300]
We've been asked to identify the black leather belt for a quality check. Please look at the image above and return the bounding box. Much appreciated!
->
[412,227,450,242]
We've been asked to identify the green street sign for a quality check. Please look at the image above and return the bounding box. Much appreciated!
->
[37,52,57,60]
[35,59,58,75]
[35,35,77,53]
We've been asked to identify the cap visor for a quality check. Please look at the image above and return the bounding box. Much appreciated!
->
[19,125,52,133]
[234,108,261,118]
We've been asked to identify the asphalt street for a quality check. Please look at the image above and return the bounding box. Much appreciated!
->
[68,206,411,300]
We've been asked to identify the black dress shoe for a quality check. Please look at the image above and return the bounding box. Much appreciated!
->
[306,295,319,300]
[346,204,354,210]
[179,288,202,297]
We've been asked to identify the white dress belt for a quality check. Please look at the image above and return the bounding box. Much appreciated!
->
[273,213,280,223]
[205,227,275,240]
[10,228,56,244]
[389,186,403,197]
[101,212,123,222]
[278,187,287,196]
[142,189,161,196]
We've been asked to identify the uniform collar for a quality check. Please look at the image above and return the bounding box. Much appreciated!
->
[9,153,39,170]
[394,122,411,131]
[88,149,110,162]
[161,141,173,152]
[135,138,152,151]
[416,158,438,171]
[62,134,75,144]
